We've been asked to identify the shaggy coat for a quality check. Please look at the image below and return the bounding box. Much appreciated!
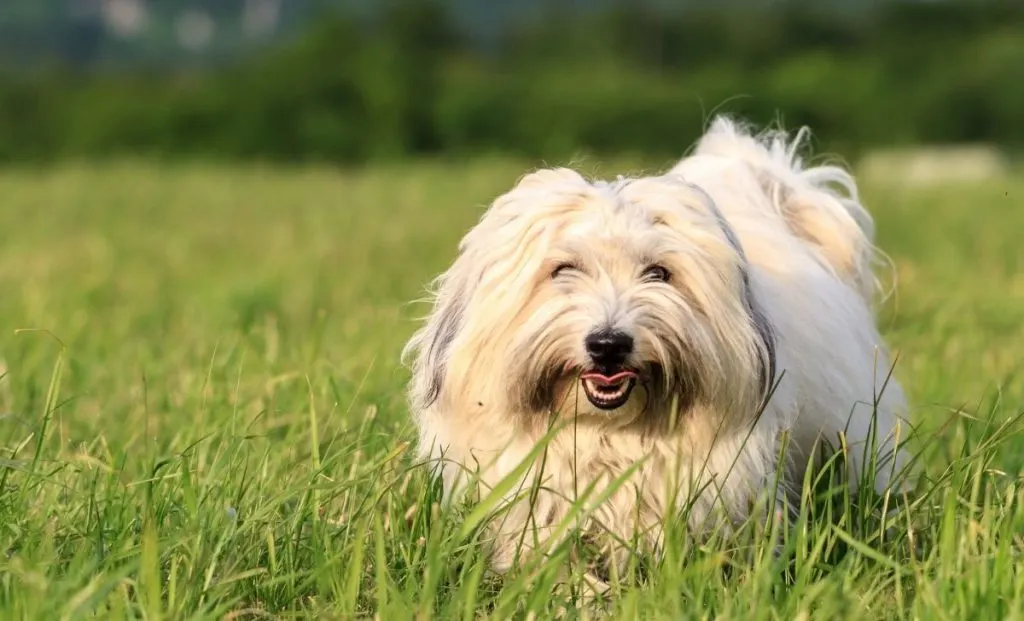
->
[402,117,911,578]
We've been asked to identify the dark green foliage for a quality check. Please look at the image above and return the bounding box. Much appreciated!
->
[0,0,1021,163]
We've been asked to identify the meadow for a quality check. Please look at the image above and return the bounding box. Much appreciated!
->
[0,156,1022,619]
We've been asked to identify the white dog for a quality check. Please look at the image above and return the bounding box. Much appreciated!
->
[402,117,911,582]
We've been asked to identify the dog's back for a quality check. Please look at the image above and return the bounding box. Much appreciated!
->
[671,117,912,496]
[671,117,881,303]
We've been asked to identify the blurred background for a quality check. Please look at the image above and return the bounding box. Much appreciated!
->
[0,0,1020,168]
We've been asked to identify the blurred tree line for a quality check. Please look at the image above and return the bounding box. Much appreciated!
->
[0,0,1021,163]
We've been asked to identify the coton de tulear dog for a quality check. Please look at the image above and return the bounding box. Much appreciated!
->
[402,116,911,587]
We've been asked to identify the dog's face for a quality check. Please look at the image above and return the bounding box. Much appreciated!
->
[405,168,775,431]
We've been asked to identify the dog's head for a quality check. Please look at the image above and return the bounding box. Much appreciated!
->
[404,168,775,431]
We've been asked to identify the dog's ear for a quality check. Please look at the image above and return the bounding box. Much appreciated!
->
[702,196,778,405]
[407,168,588,411]
[405,267,475,410]
[741,277,777,406]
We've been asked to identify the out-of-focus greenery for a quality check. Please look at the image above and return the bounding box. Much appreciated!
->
[0,0,1021,163]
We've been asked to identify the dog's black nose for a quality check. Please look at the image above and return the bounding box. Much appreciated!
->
[585,331,634,367]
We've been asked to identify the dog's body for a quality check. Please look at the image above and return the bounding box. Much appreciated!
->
[403,118,910,577]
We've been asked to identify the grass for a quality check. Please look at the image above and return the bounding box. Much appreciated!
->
[0,156,1022,619]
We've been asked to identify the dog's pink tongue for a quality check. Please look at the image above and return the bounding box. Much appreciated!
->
[581,370,637,386]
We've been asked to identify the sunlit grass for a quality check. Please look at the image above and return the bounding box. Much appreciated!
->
[0,159,1021,619]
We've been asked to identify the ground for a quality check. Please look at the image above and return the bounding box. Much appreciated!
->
[0,158,1021,619]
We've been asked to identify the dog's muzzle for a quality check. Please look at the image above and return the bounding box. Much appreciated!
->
[582,330,637,410]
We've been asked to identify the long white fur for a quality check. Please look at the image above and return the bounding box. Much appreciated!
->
[402,116,912,582]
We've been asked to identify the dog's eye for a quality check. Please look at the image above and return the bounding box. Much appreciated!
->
[551,262,578,279]
[642,264,670,283]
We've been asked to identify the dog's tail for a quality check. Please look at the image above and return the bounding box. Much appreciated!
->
[687,116,883,301]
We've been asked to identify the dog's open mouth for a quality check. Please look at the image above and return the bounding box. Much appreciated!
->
[580,370,638,410]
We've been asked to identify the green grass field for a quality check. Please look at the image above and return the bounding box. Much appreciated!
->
[0,158,1022,619]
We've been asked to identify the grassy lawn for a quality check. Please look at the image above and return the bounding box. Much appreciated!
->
[0,158,1022,619]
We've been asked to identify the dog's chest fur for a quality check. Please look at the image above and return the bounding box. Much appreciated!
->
[477,418,781,573]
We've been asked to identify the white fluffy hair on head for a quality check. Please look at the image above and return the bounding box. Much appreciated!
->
[402,115,912,589]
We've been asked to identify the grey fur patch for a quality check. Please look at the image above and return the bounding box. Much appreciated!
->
[420,285,467,408]
[699,188,779,405]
